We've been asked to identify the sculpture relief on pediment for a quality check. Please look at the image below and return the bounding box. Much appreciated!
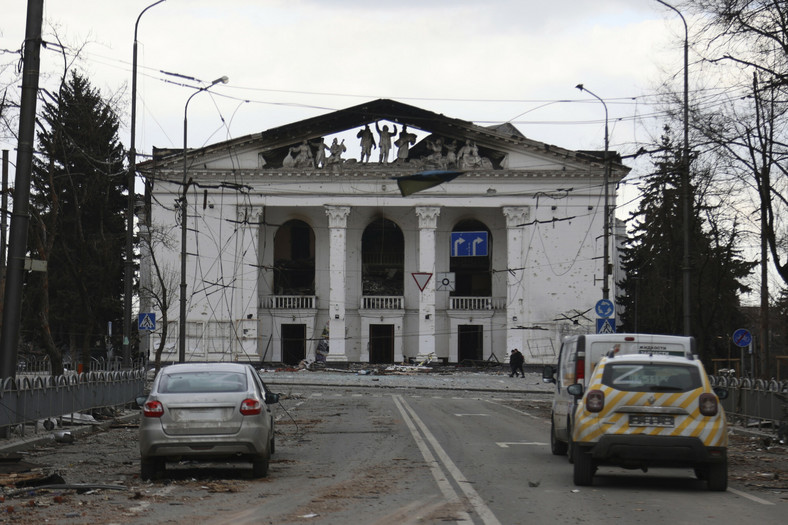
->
[261,124,497,171]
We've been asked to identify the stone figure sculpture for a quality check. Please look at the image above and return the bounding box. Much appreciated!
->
[376,121,398,163]
[395,125,417,161]
[357,125,377,163]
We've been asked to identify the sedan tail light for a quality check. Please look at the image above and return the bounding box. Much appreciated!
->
[699,393,718,416]
[586,389,605,413]
[240,398,262,416]
[143,400,164,418]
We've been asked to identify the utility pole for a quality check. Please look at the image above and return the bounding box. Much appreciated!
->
[125,0,166,368]
[656,0,691,336]
[0,0,44,378]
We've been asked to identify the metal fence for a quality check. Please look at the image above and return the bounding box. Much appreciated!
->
[709,375,788,434]
[0,367,146,437]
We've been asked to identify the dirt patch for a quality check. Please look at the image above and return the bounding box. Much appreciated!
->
[727,432,788,491]
[279,460,420,522]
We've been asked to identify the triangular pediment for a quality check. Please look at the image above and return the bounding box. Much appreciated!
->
[142,98,627,176]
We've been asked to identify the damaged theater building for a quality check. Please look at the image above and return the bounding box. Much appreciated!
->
[137,99,628,366]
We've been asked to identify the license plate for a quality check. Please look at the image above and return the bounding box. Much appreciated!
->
[629,414,674,427]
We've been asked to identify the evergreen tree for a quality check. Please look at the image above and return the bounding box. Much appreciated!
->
[618,128,753,363]
[22,71,126,372]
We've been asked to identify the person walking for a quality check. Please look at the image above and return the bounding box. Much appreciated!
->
[509,349,525,378]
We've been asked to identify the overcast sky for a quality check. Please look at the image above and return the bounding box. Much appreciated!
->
[1,0,696,214]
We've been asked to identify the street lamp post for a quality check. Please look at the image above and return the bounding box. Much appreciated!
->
[656,0,691,336]
[127,0,165,368]
[575,83,610,300]
[179,76,229,363]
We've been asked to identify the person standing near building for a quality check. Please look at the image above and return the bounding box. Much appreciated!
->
[509,348,525,378]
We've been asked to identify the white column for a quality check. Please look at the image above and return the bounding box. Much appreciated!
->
[503,207,528,358]
[234,205,263,359]
[415,206,440,360]
[325,205,351,362]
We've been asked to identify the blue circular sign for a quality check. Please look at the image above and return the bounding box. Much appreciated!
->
[595,299,614,318]
[732,328,752,348]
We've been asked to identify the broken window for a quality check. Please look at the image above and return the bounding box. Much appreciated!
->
[273,220,315,295]
[362,218,404,296]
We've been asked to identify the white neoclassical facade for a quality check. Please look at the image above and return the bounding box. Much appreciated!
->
[137,99,628,365]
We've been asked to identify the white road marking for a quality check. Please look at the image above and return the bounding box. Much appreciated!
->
[484,399,543,420]
[728,487,776,505]
[496,441,548,448]
[454,413,490,417]
[391,396,473,524]
[394,395,502,525]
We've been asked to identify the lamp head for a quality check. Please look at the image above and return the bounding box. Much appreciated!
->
[211,75,229,86]
[575,83,584,92]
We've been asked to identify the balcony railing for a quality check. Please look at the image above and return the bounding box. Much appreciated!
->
[449,296,505,310]
[261,295,316,309]
[361,296,404,310]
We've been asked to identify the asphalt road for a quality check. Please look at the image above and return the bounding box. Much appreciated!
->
[0,373,785,524]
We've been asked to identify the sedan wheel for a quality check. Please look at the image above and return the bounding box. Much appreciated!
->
[251,456,269,478]
[141,458,164,481]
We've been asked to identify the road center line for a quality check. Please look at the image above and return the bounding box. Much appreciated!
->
[391,395,472,524]
[394,395,503,525]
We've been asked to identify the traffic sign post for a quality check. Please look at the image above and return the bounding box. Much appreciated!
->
[732,328,753,376]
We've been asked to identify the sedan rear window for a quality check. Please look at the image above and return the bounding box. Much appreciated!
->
[601,362,701,392]
[159,371,248,393]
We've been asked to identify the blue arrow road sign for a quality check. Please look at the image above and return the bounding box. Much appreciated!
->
[138,313,156,331]
[451,231,488,257]
[732,328,751,348]
[595,299,614,318]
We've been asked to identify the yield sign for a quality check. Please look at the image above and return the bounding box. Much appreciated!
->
[412,272,433,292]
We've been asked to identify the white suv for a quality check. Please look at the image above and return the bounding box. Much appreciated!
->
[568,353,729,490]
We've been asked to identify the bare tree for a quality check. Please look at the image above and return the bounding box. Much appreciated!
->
[138,220,178,373]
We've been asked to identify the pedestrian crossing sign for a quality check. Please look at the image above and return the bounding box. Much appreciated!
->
[138,313,156,331]
[596,317,615,334]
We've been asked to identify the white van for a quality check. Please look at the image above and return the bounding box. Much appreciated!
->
[542,333,695,459]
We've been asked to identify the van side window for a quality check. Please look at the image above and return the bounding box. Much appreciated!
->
[560,340,577,385]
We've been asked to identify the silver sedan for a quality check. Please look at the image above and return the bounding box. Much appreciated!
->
[139,362,279,480]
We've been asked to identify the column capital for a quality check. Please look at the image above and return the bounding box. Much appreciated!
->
[237,205,264,224]
[415,206,441,229]
[503,206,529,228]
[325,205,351,228]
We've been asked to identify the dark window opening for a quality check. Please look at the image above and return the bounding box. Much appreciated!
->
[362,218,404,296]
[274,220,315,295]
